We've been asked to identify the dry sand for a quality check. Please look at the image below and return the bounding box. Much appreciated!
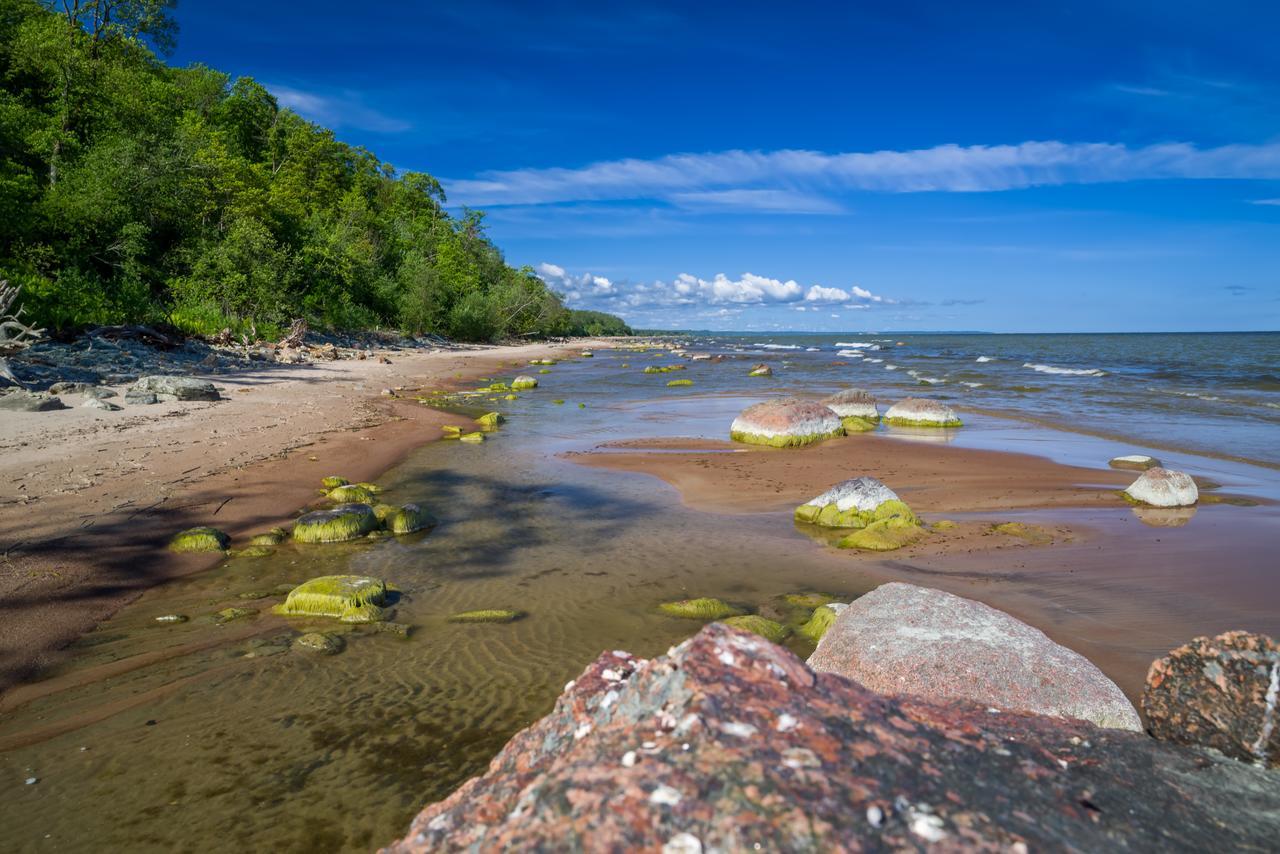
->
[0,339,610,692]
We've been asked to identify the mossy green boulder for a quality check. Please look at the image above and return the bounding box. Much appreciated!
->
[327,483,376,503]
[721,615,791,643]
[795,478,918,530]
[273,575,389,623]
[666,379,693,387]
[837,516,923,551]
[321,476,349,489]
[292,504,379,543]
[729,398,845,448]
[388,503,434,534]
[475,412,503,428]
[511,375,538,389]
[459,431,485,443]
[169,526,229,553]
[797,603,847,643]
[447,609,524,624]
[839,416,877,432]
[659,597,747,620]
[249,527,288,546]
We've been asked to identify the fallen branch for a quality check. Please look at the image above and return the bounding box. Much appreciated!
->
[0,281,45,354]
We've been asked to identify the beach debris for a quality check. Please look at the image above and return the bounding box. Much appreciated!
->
[387,621,1279,852]
[659,598,747,620]
[729,398,844,447]
[291,504,379,543]
[821,388,879,427]
[1123,467,1198,507]
[447,609,525,624]
[748,363,772,377]
[794,477,914,529]
[0,389,66,411]
[883,397,962,427]
[807,583,1141,730]
[273,575,389,623]
[249,527,288,546]
[129,375,221,402]
[168,526,230,553]
[1109,454,1161,471]
[387,503,434,534]
[1143,630,1279,768]
[293,632,346,655]
[155,614,189,624]
[327,483,376,503]
[721,615,790,643]
[797,603,847,643]
[511,375,539,389]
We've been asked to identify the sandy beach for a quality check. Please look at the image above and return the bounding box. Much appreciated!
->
[0,339,613,692]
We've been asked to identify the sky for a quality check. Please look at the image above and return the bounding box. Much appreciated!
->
[172,1,1280,332]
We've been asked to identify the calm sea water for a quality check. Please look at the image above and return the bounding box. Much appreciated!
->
[673,332,1280,467]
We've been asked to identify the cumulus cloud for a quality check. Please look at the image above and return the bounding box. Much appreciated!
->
[449,140,1280,207]
[535,262,614,300]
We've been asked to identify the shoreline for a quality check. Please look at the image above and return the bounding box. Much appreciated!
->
[0,337,616,693]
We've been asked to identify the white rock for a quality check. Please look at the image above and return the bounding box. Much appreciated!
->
[883,397,961,426]
[1124,467,1198,507]
[802,477,900,513]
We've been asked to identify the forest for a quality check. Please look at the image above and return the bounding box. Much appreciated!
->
[0,0,630,341]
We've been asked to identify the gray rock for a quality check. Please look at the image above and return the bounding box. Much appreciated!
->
[130,375,221,402]
[0,390,67,412]
[82,397,122,411]
[49,381,93,395]
[293,632,346,655]
[84,387,117,400]
[124,391,159,405]
[807,582,1142,731]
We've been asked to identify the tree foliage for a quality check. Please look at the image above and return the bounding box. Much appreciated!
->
[0,0,629,341]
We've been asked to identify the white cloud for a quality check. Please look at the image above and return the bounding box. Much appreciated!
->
[667,189,844,214]
[536,262,614,300]
[1250,198,1280,206]
[449,140,1280,207]
[804,285,850,303]
[266,83,412,133]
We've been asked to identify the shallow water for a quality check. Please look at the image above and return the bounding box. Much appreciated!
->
[1,344,1278,852]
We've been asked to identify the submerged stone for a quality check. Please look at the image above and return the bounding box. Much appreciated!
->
[236,545,274,558]
[293,632,346,655]
[836,515,922,551]
[1124,467,1198,507]
[991,521,1053,544]
[459,431,484,443]
[249,527,288,546]
[447,609,525,624]
[273,575,389,623]
[169,526,229,553]
[666,379,693,387]
[213,607,256,623]
[729,398,844,447]
[1109,454,1161,471]
[475,412,503,428]
[659,597,747,620]
[388,503,434,534]
[721,615,790,643]
[748,363,772,377]
[883,397,962,427]
[292,504,379,543]
[779,592,839,610]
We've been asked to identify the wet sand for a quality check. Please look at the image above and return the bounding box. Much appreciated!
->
[0,339,614,692]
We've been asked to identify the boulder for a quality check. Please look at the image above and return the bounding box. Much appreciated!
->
[292,503,379,543]
[124,390,159,405]
[883,397,962,427]
[822,387,879,421]
[729,398,844,447]
[130,375,221,401]
[293,632,346,655]
[1143,631,1279,768]
[794,476,913,528]
[273,575,389,623]
[511,375,538,390]
[1109,454,1161,471]
[0,390,66,412]
[81,397,122,411]
[387,503,434,534]
[1124,467,1198,507]
[168,526,229,553]
[747,363,772,377]
[807,583,1141,730]
[386,623,1280,852]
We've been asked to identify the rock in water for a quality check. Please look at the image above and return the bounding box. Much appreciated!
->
[794,476,914,528]
[168,526,229,553]
[747,363,772,377]
[292,503,379,543]
[511,375,538,389]
[130,375,221,401]
[821,387,879,421]
[1109,454,1161,471]
[1143,631,1280,768]
[883,397,962,427]
[0,390,66,412]
[807,583,1141,730]
[729,398,844,447]
[1123,467,1198,507]
[385,623,1280,852]
[273,575,388,623]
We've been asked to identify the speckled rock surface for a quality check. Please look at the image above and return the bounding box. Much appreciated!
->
[130,375,221,401]
[1143,631,1279,768]
[386,623,1279,852]
[729,398,843,446]
[1124,467,1198,507]
[822,387,879,419]
[807,583,1142,730]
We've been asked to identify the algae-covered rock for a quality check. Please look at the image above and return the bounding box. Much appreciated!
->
[236,545,274,558]
[447,609,525,624]
[371,502,398,523]
[883,397,962,427]
[839,415,877,432]
[779,592,839,610]
[388,503,434,534]
[273,575,389,623]
[459,431,484,443]
[249,527,288,546]
[659,597,747,620]
[666,379,693,387]
[748,363,772,377]
[371,621,412,637]
[721,615,790,643]
[797,602,848,643]
[794,477,911,529]
[293,632,346,655]
[1109,454,1161,471]
[321,476,349,489]
[475,412,503,428]
[213,607,256,623]
[729,398,844,447]
[836,515,922,551]
[503,393,518,400]
[327,483,376,503]
[511,375,538,389]
[991,521,1053,544]
[292,504,379,543]
[933,519,958,530]
[822,388,879,421]
[169,526,229,553]
[581,351,593,358]
[1124,467,1198,507]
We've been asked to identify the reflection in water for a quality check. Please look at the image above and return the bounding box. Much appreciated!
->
[1132,505,1198,528]
[881,425,961,444]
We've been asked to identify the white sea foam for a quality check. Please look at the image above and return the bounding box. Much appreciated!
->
[1023,363,1106,377]
[805,347,820,351]
[884,365,898,370]
[834,342,878,349]
[865,358,883,364]
[960,381,983,388]
[757,344,801,350]
[836,350,865,358]
[975,356,993,363]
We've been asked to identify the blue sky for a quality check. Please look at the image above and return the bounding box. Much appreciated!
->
[173,1,1280,332]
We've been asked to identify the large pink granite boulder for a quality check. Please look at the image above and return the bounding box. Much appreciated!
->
[729,397,844,447]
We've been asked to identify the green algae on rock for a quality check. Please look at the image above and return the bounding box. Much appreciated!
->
[748,363,772,377]
[659,597,747,620]
[721,615,791,643]
[822,388,879,422]
[794,477,918,530]
[991,521,1053,544]
[249,527,288,546]
[292,504,379,543]
[169,526,229,553]
[388,503,434,534]
[273,575,389,623]
[836,515,923,551]
[932,519,958,530]
[327,483,376,503]
[321,476,349,489]
[780,592,839,610]
[729,398,845,448]
[797,603,848,643]
[511,375,538,389]
[447,609,525,624]
[213,607,256,623]
[293,632,346,655]
[883,397,963,427]
[475,412,503,428]
[666,379,693,387]
[236,545,275,558]
[459,431,485,443]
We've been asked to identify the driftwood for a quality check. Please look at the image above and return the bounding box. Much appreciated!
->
[0,356,24,387]
[85,324,178,348]
[0,281,45,354]
[277,318,307,349]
